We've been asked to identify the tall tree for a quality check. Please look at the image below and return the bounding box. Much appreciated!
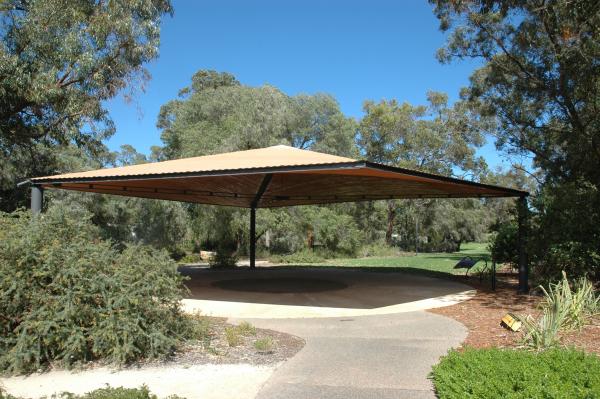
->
[431,0,600,279]
[357,92,489,245]
[157,70,357,158]
[0,0,173,210]
[156,70,358,260]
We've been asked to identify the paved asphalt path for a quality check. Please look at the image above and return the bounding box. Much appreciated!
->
[233,311,467,399]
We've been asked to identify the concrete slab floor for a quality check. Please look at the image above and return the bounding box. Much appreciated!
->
[180,266,475,318]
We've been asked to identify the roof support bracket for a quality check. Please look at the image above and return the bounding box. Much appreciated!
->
[251,174,273,208]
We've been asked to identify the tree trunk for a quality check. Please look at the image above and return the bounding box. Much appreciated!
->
[307,228,314,249]
[385,201,397,245]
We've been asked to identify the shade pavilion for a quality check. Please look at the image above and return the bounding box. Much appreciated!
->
[27,145,529,292]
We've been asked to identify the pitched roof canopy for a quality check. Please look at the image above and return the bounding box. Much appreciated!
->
[31,145,527,208]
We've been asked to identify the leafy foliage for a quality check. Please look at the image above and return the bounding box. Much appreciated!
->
[431,348,600,399]
[356,93,491,247]
[489,221,518,267]
[0,206,196,374]
[520,272,599,349]
[1,386,184,399]
[0,0,173,210]
[158,70,356,158]
[431,0,600,281]
[270,249,326,264]
[48,144,192,258]
[254,337,275,353]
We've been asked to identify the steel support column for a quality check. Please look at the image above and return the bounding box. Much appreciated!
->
[31,185,44,215]
[517,195,529,294]
[249,174,273,269]
[250,207,256,268]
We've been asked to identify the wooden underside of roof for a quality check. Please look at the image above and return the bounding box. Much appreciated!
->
[40,166,523,208]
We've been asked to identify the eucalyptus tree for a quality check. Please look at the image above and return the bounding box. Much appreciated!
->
[156,70,358,259]
[431,0,600,279]
[357,92,490,247]
[50,144,190,257]
[158,70,356,158]
[0,0,173,211]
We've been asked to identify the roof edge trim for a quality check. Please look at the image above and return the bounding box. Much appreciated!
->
[363,161,528,197]
[31,161,367,184]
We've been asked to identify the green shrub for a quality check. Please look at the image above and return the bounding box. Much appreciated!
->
[270,248,325,264]
[0,207,197,374]
[224,327,242,347]
[209,243,238,268]
[358,243,400,258]
[519,308,565,349]
[535,242,600,284]
[178,253,203,264]
[542,272,599,330]
[431,348,600,399]
[1,385,184,399]
[0,389,18,399]
[519,272,599,349]
[207,208,239,268]
[489,222,519,268]
[254,337,274,353]
[236,321,256,336]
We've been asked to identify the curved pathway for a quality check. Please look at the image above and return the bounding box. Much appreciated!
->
[233,310,467,399]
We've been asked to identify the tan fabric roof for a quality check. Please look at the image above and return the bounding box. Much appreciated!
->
[31,145,526,207]
[33,145,355,181]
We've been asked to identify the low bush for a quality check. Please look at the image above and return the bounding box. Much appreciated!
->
[489,222,519,269]
[519,272,599,349]
[431,347,600,399]
[224,327,242,347]
[358,243,401,258]
[1,386,184,399]
[209,243,239,268]
[236,321,256,336]
[535,241,600,284]
[254,337,274,353]
[270,248,325,264]
[224,322,257,347]
[0,207,198,374]
[178,253,203,264]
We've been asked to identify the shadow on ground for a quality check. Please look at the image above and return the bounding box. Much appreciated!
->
[179,265,472,309]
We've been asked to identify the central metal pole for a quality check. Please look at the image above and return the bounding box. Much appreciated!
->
[517,195,529,294]
[249,174,273,269]
[250,207,256,269]
[31,185,44,215]
[415,214,419,255]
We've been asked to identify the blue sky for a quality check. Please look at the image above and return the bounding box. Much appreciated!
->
[105,0,512,169]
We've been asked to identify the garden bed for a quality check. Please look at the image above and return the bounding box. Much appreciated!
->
[162,317,305,366]
[429,272,600,354]
[0,318,305,399]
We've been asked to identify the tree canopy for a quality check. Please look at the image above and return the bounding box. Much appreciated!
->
[0,0,173,210]
[157,70,357,158]
[431,0,600,280]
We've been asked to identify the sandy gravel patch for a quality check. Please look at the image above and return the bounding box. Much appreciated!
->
[0,363,276,399]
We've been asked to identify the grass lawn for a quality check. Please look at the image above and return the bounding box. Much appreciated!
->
[323,242,491,277]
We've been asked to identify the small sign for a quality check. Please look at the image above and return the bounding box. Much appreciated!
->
[501,313,522,332]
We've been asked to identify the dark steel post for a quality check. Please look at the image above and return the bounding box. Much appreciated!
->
[517,195,529,294]
[249,174,273,270]
[31,185,44,215]
[415,216,419,255]
[250,207,256,269]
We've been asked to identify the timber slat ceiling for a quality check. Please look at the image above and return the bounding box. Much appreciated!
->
[30,145,527,207]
